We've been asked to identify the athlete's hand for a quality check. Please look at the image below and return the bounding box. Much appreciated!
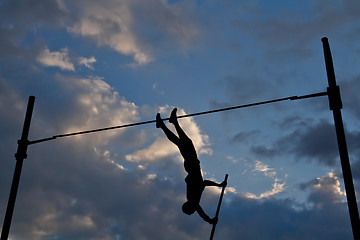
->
[210,217,218,225]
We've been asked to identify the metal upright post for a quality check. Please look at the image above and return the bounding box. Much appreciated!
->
[1,96,35,240]
[321,37,360,239]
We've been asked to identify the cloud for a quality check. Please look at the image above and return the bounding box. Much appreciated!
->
[300,172,346,208]
[244,160,286,199]
[277,119,360,167]
[37,47,75,71]
[217,191,352,239]
[52,74,140,145]
[37,47,97,71]
[68,0,153,65]
[1,0,199,66]
[125,137,178,162]
[212,172,351,239]
[68,0,198,65]
[78,56,96,70]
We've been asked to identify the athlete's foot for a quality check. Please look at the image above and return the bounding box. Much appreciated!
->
[156,113,165,128]
[169,108,178,124]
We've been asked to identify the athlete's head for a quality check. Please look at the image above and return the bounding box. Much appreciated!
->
[182,201,197,215]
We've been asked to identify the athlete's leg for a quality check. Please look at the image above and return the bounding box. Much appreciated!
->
[169,108,191,142]
[169,108,199,161]
[157,113,180,145]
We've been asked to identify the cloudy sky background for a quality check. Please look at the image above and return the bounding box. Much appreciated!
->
[1,0,360,239]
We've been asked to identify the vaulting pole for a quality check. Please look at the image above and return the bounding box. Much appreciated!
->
[1,96,35,240]
[322,37,360,239]
[209,174,228,240]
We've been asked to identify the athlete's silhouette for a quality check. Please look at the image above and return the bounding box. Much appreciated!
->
[156,108,226,224]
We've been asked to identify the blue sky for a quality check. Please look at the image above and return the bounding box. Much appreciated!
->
[1,0,360,239]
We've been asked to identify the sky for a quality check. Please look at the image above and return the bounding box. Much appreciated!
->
[0,0,360,239]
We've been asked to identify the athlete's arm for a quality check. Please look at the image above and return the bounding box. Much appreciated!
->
[197,205,218,224]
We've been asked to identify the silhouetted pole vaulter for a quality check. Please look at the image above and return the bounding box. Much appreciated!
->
[1,96,35,240]
[156,108,227,224]
[209,174,228,240]
[322,37,360,239]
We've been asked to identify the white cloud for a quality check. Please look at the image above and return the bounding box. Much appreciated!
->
[69,1,153,65]
[68,0,199,66]
[311,172,344,194]
[245,160,286,199]
[78,56,96,70]
[254,160,276,178]
[306,172,346,209]
[37,47,97,71]
[37,47,75,71]
[245,179,285,199]
[55,74,140,145]
[125,137,178,162]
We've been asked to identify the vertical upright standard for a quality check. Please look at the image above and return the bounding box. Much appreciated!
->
[1,96,35,240]
[322,37,360,239]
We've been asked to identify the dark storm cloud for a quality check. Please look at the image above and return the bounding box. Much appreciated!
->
[277,120,339,166]
[236,114,360,167]
[216,190,352,239]
[275,119,360,168]
[212,172,353,239]
[231,130,281,159]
